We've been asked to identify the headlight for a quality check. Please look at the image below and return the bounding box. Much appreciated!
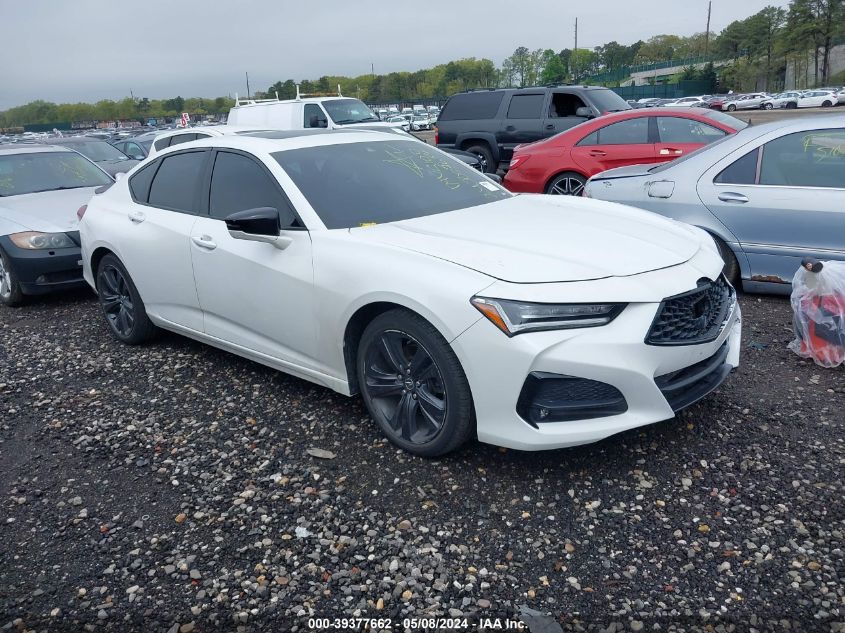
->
[471,296,625,336]
[9,231,75,250]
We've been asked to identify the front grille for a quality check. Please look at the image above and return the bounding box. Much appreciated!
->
[655,343,732,411]
[517,372,627,426]
[646,276,734,346]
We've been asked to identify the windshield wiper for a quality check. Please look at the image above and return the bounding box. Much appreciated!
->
[28,185,89,193]
[334,118,372,125]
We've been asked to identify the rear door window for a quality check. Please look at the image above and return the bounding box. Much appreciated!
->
[657,117,726,144]
[128,161,158,203]
[147,151,207,213]
[714,148,759,185]
[580,118,649,145]
[759,129,845,188]
[507,94,544,119]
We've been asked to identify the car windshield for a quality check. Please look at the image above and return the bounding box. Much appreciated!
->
[0,151,112,197]
[322,98,379,125]
[588,89,632,113]
[63,140,129,162]
[273,140,510,229]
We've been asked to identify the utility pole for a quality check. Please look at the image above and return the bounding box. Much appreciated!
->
[705,1,712,56]
[371,63,375,78]
[245,72,251,99]
[573,17,578,83]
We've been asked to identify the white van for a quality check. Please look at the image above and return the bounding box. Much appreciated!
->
[227,91,401,131]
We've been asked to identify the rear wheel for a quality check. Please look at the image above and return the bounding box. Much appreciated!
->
[357,309,474,457]
[0,248,25,307]
[546,172,586,196]
[822,100,833,108]
[713,236,740,285]
[463,143,494,174]
[96,254,157,344]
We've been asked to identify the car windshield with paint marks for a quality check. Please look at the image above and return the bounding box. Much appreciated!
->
[0,151,112,197]
[273,140,510,229]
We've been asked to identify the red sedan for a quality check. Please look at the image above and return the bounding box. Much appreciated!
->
[503,108,745,196]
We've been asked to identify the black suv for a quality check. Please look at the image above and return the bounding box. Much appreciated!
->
[435,86,630,172]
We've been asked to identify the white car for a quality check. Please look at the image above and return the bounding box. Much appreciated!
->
[796,90,838,108]
[761,91,802,109]
[0,145,113,306]
[79,130,741,456]
[411,114,431,131]
[663,97,703,107]
[386,115,410,131]
[147,125,272,159]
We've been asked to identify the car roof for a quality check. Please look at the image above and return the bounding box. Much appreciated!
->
[156,129,412,156]
[0,144,75,155]
[52,137,106,143]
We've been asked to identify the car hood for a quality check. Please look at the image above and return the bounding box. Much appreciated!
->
[350,195,703,283]
[0,187,99,233]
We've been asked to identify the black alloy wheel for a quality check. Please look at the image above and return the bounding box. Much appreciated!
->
[96,254,156,344]
[546,172,586,196]
[357,309,474,456]
[363,330,446,445]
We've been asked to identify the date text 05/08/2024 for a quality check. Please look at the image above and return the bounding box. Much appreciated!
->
[307,617,526,630]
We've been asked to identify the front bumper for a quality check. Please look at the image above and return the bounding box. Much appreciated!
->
[0,235,86,296]
[452,297,741,451]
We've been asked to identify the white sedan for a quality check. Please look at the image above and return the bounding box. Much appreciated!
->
[79,130,741,456]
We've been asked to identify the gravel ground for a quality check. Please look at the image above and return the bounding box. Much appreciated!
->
[1,290,843,633]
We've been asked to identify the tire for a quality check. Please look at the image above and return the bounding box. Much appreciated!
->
[96,253,156,344]
[0,248,25,307]
[356,308,474,457]
[727,104,736,112]
[713,235,740,286]
[763,102,774,110]
[463,143,495,174]
[822,100,833,108]
[787,102,798,109]
[545,172,587,196]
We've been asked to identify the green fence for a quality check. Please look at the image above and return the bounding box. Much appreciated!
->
[607,80,714,101]
[587,54,729,85]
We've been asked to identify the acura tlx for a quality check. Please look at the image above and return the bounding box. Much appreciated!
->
[79,130,741,456]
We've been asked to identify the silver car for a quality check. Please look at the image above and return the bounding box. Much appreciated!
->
[722,93,768,111]
[583,115,845,295]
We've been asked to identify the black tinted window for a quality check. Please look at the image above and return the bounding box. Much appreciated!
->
[440,92,504,120]
[273,141,509,229]
[128,161,157,203]
[153,136,171,151]
[209,152,298,226]
[507,94,544,119]
[577,131,599,146]
[715,148,759,185]
[147,151,206,212]
[168,133,197,147]
[759,129,845,188]
[596,118,649,145]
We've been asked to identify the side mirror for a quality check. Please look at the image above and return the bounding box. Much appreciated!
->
[225,207,291,250]
[486,174,502,184]
[575,106,595,119]
[114,172,126,181]
[309,115,328,128]
[130,153,145,160]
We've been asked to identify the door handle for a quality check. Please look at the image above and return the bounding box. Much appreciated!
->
[717,192,749,204]
[505,125,515,131]
[191,235,217,250]
[659,148,684,155]
[544,124,555,130]
[128,210,145,224]
[589,150,607,157]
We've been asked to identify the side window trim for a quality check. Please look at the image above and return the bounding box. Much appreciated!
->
[207,148,307,230]
[139,148,210,215]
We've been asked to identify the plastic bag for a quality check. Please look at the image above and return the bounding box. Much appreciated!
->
[788,259,845,368]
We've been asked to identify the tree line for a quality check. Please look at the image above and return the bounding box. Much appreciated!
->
[2,0,842,128]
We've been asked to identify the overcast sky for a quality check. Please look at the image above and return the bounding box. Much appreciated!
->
[1,0,791,110]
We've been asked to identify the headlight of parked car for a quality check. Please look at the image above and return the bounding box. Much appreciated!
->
[9,231,75,250]
[471,296,625,336]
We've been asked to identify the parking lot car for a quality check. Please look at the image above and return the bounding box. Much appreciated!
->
[80,129,740,456]
[147,125,273,158]
[504,108,745,195]
[435,86,631,172]
[722,93,768,111]
[51,137,139,177]
[411,114,431,131]
[584,116,845,294]
[111,137,150,160]
[796,90,838,108]
[0,145,112,306]
[761,91,801,109]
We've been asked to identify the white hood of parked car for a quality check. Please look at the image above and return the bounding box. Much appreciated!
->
[0,187,98,235]
[352,195,704,283]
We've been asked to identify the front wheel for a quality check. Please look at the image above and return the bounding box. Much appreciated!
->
[0,248,25,307]
[96,254,157,344]
[357,309,474,457]
[546,172,586,196]
[727,104,737,112]
[763,102,774,110]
